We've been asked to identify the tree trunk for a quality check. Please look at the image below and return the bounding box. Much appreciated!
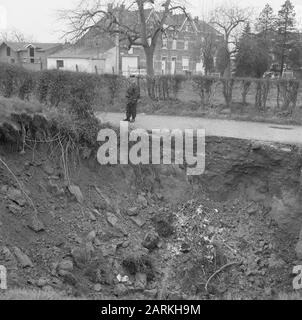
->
[144,46,155,98]
[223,61,232,78]
[223,35,232,78]
[280,44,286,77]
[145,46,155,77]
[223,54,232,78]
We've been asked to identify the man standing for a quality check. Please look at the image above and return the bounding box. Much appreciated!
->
[124,78,140,123]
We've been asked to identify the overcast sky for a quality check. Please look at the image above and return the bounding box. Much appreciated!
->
[0,0,302,42]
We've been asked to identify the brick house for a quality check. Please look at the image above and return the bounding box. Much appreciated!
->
[0,42,63,71]
[78,8,223,76]
[135,13,223,76]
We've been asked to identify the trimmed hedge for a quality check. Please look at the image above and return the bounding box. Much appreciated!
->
[0,63,124,118]
[0,62,301,116]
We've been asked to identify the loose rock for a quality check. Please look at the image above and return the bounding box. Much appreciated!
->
[131,216,146,228]
[137,195,148,207]
[114,284,128,297]
[58,259,74,272]
[134,273,147,290]
[71,246,91,268]
[127,207,139,217]
[94,284,102,292]
[28,215,45,233]
[7,204,22,215]
[87,231,97,242]
[88,211,97,222]
[13,247,33,268]
[37,277,49,288]
[106,212,118,227]
[7,188,26,207]
[68,185,84,204]
[142,231,160,250]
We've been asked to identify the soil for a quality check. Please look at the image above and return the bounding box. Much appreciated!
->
[0,135,302,300]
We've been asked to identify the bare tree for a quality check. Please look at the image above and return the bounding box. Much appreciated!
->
[0,28,35,42]
[210,3,252,77]
[60,0,188,78]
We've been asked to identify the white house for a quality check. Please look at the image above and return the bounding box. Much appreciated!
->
[47,46,118,74]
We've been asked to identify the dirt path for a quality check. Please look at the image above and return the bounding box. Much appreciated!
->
[97,112,302,145]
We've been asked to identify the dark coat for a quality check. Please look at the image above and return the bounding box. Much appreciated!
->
[126,84,140,105]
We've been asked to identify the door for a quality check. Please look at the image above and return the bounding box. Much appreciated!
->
[171,57,176,75]
[161,57,167,75]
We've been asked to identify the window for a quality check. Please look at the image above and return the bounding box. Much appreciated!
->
[172,39,177,50]
[184,40,189,50]
[186,24,191,32]
[6,47,10,56]
[171,57,177,74]
[162,37,168,49]
[28,46,35,63]
[182,57,189,70]
[29,47,35,57]
[56,60,64,69]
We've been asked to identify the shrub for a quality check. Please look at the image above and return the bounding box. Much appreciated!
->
[171,74,186,99]
[47,70,71,107]
[0,63,35,99]
[143,75,186,101]
[102,74,123,104]
[36,70,52,103]
[240,78,252,105]
[18,71,35,100]
[68,73,97,118]
[220,78,234,108]
[192,76,218,107]
[276,79,300,113]
[254,79,270,112]
[157,76,170,100]
[36,70,100,117]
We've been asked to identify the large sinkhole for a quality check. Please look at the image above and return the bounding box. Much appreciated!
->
[1,135,302,300]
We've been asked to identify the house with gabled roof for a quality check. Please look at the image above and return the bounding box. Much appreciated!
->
[0,41,63,71]
[146,12,223,75]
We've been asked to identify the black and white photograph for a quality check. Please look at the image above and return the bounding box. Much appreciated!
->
[1,0,302,306]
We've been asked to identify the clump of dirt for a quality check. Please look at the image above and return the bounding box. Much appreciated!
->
[1,109,302,300]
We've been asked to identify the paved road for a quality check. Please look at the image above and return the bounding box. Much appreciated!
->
[97,112,302,145]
